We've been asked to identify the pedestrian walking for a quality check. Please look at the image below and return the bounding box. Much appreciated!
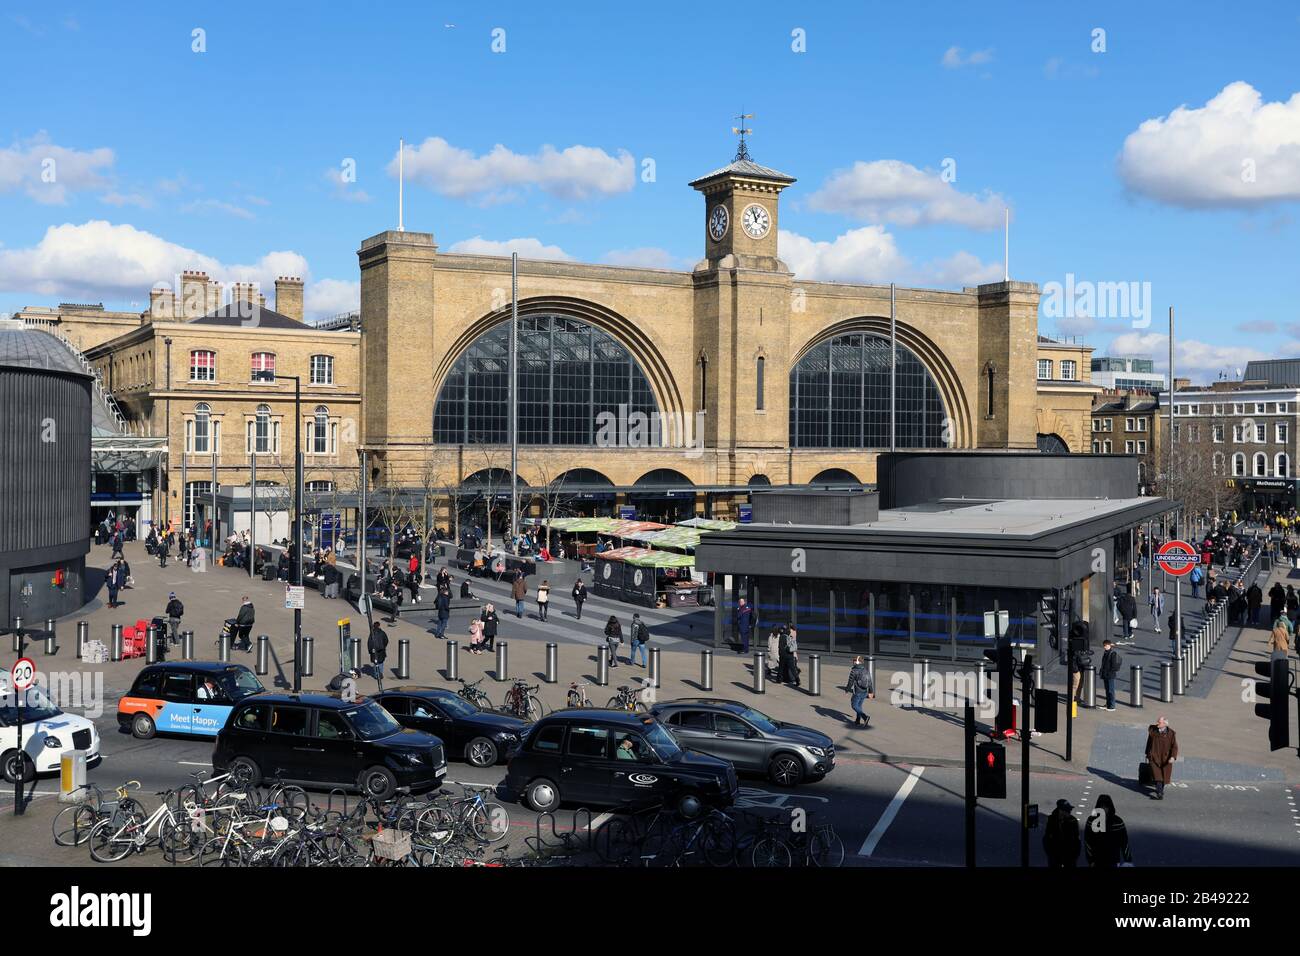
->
[480,603,499,652]
[628,613,649,667]
[1148,587,1164,633]
[537,580,550,621]
[604,615,622,668]
[512,571,527,618]
[1248,581,1264,627]
[572,579,587,620]
[766,628,781,679]
[165,591,184,645]
[468,618,485,655]
[1269,618,1290,654]
[1098,639,1121,711]
[105,559,124,608]
[1084,795,1132,867]
[735,597,755,654]
[433,586,450,639]
[407,554,421,604]
[1043,799,1081,867]
[846,655,874,727]
[1189,563,1204,599]
[778,625,799,686]
[157,534,169,569]
[1117,588,1137,643]
[367,621,389,688]
[1144,716,1179,800]
[1269,581,1286,624]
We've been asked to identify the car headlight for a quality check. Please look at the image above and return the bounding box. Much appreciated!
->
[44,736,63,749]
[396,752,424,766]
[494,732,518,741]
[805,746,826,757]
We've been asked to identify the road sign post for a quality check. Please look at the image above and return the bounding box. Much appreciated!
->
[11,657,35,816]
[1158,541,1197,666]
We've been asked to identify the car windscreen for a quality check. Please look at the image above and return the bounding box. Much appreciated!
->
[344,700,403,740]
[218,668,265,701]
[737,706,779,734]
[0,685,62,724]
[642,721,682,761]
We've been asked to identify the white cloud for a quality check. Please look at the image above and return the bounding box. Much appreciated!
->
[807,159,1007,229]
[1118,81,1300,207]
[0,220,350,321]
[602,247,687,270]
[324,167,372,203]
[100,190,154,209]
[0,133,114,204]
[445,236,573,260]
[1107,330,1270,383]
[942,46,994,69]
[180,198,256,220]
[394,137,635,202]
[779,226,1001,289]
[304,278,360,320]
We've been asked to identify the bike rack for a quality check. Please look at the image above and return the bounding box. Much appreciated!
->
[532,807,595,856]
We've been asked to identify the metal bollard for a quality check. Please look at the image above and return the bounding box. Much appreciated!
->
[917,659,930,707]
[1173,653,1185,695]
[11,617,23,653]
[977,660,991,704]
[146,625,159,664]
[700,649,714,691]
[218,632,230,663]
[302,636,314,677]
[866,655,876,697]
[44,618,56,655]
[753,650,766,694]
[1130,665,1143,709]
[349,637,361,672]
[808,654,821,696]
[397,639,410,680]
[649,647,661,689]
[596,649,608,687]
[1160,661,1173,702]
[446,640,459,682]
[545,643,558,684]
[181,630,194,660]
[111,623,124,662]
[1182,649,1191,688]
[256,635,270,676]
[76,620,88,660]
[1081,666,1096,708]
[1032,663,1044,697]
[495,641,509,681]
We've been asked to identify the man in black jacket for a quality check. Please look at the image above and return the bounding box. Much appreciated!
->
[1043,799,1081,867]
[367,622,389,689]
[165,592,184,645]
[234,596,255,652]
[1116,588,1138,644]
[1098,639,1121,711]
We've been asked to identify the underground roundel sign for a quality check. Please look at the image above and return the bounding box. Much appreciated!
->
[1156,540,1198,577]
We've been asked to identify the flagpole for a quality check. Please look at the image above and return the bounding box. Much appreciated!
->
[1004,208,1009,281]
[398,138,404,232]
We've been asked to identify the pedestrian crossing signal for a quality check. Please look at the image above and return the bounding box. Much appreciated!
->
[1254,653,1291,752]
[976,741,1007,799]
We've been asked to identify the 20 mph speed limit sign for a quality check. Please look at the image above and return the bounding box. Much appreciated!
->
[1156,540,1199,576]
[10,657,35,690]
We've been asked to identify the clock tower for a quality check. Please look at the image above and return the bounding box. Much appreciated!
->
[689,134,795,272]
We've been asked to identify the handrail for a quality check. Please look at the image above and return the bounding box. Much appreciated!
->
[24,321,130,433]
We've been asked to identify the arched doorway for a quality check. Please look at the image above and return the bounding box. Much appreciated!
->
[546,467,615,519]
[747,474,772,486]
[630,468,695,524]
[809,468,861,486]
[458,467,526,544]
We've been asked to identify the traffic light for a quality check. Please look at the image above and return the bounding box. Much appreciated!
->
[1254,652,1291,752]
[1033,688,1058,733]
[976,741,1007,798]
[984,637,1014,736]
[1039,593,1061,659]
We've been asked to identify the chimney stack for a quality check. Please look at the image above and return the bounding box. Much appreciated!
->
[180,271,212,318]
[231,282,265,311]
[148,285,175,323]
[274,276,304,322]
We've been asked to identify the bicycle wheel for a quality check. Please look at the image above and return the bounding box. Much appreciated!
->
[88,819,135,863]
[199,836,244,867]
[700,817,738,867]
[160,815,202,864]
[810,828,846,867]
[53,803,100,847]
[595,817,640,864]
[415,805,456,845]
[605,695,626,710]
[465,802,510,843]
[749,835,792,868]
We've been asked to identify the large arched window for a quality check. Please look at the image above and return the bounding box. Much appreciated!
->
[188,402,212,454]
[311,405,333,455]
[434,315,658,445]
[1254,452,1268,477]
[1233,453,1246,476]
[248,404,277,454]
[789,332,946,448]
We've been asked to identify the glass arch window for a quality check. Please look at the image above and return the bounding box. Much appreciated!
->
[190,402,212,454]
[434,315,657,445]
[789,332,946,448]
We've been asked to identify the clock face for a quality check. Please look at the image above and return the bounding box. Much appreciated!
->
[741,203,771,239]
[708,204,729,242]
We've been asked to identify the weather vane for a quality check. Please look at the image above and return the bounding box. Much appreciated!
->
[732,111,754,161]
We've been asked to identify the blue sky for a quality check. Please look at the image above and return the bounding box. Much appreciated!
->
[1,0,1298,380]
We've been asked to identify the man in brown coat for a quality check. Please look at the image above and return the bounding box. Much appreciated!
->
[511,570,527,618]
[1145,716,1179,800]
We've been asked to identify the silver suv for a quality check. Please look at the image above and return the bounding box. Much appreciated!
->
[650,699,835,787]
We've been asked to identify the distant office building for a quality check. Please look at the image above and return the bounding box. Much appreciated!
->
[1090,356,1165,393]
[1243,359,1300,388]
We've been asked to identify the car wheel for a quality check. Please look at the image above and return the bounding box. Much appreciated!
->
[228,757,261,788]
[465,737,498,768]
[524,778,560,813]
[768,753,804,787]
[130,713,156,740]
[361,766,397,800]
[1,750,33,784]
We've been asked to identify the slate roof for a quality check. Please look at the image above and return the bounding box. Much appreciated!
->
[689,157,796,187]
[189,303,305,329]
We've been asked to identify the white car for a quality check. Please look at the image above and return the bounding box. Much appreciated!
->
[0,681,101,782]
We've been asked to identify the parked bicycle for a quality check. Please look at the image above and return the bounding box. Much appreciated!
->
[566,681,593,708]
[502,679,546,721]
[606,684,641,712]
[456,677,494,710]
[88,787,203,864]
[52,782,144,848]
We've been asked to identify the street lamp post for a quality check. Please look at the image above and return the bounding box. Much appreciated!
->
[278,375,305,692]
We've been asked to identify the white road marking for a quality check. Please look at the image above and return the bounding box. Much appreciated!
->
[179,761,213,767]
[858,766,924,857]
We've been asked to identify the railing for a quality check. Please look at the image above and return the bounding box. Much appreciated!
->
[24,320,130,434]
